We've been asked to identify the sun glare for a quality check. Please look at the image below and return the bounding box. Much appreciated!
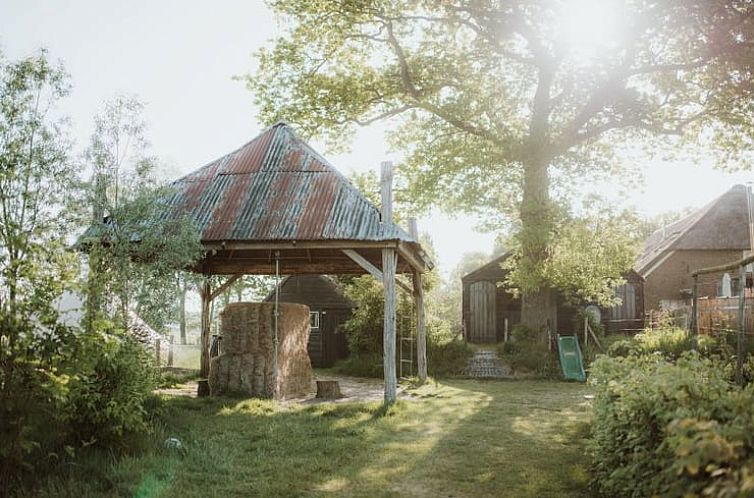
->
[559,0,623,57]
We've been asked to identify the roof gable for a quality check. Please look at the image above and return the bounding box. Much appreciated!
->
[165,122,415,244]
[636,185,751,275]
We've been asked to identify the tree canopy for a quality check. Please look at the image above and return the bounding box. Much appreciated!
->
[247,0,754,329]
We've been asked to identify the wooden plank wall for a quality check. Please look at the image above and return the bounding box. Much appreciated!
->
[468,281,496,342]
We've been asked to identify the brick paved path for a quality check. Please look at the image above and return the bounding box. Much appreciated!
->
[463,349,511,379]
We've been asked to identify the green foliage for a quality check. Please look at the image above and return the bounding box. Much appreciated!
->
[589,353,754,498]
[426,321,473,377]
[82,96,203,333]
[65,325,158,446]
[504,200,639,307]
[608,326,697,361]
[332,353,384,378]
[0,49,80,485]
[498,325,559,378]
[247,0,754,312]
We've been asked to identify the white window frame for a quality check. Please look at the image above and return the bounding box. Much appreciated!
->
[309,311,320,330]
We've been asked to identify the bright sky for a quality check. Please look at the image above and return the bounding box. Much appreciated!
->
[1,0,751,276]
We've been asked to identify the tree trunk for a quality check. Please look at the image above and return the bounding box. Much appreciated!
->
[518,152,557,338]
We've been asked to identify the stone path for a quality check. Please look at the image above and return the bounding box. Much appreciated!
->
[463,349,510,379]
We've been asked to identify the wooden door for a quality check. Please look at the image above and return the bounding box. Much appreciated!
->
[469,281,497,342]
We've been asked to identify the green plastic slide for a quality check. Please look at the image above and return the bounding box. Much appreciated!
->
[557,335,586,382]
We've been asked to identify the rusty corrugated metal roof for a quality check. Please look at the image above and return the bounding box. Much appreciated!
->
[164,122,414,243]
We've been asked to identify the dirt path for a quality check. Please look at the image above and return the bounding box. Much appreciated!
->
[156,374,408,404]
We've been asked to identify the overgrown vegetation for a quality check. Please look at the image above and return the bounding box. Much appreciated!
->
[589,327,754,497]
[497,325,560,378]
[0,52,199,487]
[336,274,472,378]
[590,353,754,498]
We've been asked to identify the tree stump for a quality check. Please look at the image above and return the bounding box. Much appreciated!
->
[197,379,210,397]
[316,380,342,399]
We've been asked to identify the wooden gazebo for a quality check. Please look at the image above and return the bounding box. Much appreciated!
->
[163,122,432,402]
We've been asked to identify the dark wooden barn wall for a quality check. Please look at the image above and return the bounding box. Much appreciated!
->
[463,259,646,340]
[267,275,352,367]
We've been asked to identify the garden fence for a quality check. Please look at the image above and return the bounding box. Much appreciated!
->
[691,254,754,385]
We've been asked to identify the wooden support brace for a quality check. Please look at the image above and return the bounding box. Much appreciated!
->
[210,274,243,301]
[342,249,412,294]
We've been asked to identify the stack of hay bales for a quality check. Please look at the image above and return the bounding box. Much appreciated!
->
[209,302,313,399]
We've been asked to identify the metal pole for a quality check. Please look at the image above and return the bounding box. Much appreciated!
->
[273,251,280,398]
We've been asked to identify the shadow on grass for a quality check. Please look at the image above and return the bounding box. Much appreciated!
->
[18,380,593,498]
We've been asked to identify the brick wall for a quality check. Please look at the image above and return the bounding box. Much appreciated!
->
[644,250,743,311]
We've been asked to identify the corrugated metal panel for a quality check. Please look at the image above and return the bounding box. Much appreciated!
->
[164,122,416,244]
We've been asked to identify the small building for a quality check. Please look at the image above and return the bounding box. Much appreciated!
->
[266,275,353,367]
[461,253,644,342]
[637,184,752,311]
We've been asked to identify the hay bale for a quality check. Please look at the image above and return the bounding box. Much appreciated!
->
[208,302,313,399]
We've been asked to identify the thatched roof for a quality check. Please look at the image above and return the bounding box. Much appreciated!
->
[636,184,751,275]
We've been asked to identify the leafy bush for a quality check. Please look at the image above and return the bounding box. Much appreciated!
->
[497,325,559,378]
[607,326,696,360]
[0,317,77,483]
[589,353,754,498]
[427,320,472,377]
[332,353,384,378]
[65,326,157,445]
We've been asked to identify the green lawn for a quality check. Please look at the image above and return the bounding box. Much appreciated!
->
[26,380,593,498]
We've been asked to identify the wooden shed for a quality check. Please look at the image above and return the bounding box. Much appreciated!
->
[461,253,645,342]
[265,275,353,367]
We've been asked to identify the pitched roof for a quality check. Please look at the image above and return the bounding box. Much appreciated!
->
[163,122,415,244]
[461,251,511,282]
[636,184,751,275]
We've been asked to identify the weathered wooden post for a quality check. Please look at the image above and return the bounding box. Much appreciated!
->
[381,161,397,403]
[198,277,212,396]
[155,338,161,366]
[737,263,746,386]
[409,217,428,383]
[168,335,174,367]
[690,273,699,349]
[584,315,589,347]
[504,318,509,343]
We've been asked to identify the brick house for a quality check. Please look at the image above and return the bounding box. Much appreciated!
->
[637,184,753,311]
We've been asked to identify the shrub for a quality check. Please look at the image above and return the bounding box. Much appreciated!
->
[607,326,695,360]
[427,320,472,377]
[589,353,754,498]
[332,353,384,378]
[65,326,157,446]
[497,325,559,378]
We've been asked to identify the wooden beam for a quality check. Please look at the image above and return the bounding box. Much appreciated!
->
[343,249,383,280]
[210,274,243,301]
[383,247,398,404]
[342,249,412,293]
[199,278,211,380]
[414,270,427,382]
[381,161,397,404]
[202,240,400,251]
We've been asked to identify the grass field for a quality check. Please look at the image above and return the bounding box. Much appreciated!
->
[25,380,593,498]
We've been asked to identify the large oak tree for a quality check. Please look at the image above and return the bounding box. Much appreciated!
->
[246,0,754,331]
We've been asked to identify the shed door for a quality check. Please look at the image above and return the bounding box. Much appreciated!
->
[469,281,497,342]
